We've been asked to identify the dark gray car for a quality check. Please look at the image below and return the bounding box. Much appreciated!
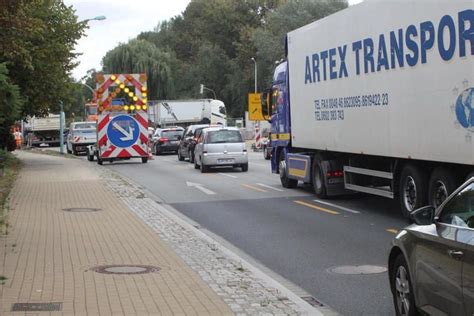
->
[388,178,474,316]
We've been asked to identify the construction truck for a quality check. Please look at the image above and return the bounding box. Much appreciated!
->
[86,73,150,164]
[26,114,61,147]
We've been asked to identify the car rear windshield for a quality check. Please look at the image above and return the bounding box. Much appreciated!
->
[162,130,183,140]
[207,130,242,143]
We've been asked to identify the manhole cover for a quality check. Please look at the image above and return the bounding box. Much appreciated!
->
[91,265,160,275]
[62,207,102,212]
[11,302,62,312]
[328,265,387,275]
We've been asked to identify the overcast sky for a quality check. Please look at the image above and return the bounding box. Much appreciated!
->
[66,0,363,81]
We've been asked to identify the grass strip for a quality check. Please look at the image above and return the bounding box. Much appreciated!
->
[0,150,22,235]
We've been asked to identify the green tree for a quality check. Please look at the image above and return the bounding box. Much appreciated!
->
[252,0,348,88]
[103,0,348,118]
[0,0,86,117]
[0,63,23,151]
[102,39,176,100]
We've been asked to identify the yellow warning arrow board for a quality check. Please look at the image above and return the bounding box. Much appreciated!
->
[248,93,263,121]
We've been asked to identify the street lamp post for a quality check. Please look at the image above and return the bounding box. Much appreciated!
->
[59,101,65,154]
[251,57,257,93]
[80,15,106,23]
[199,84,217,99]
[76,15,105,120]
[81,83,96,118]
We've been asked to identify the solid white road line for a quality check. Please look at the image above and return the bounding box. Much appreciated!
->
[186,181,216,195]
[256,183,284,192]
[312,199,361,214]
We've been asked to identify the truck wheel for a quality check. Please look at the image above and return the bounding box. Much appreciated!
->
[97,158,103,165]
[279,151,297,188]
[399,164,428,218]
[428,168,457,209]
[142,157,148,164]
[312,155,328,199]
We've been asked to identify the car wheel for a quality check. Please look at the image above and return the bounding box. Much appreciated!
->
[97,158,103,165]
[194,157,200,169]
[189,149,194,163]
[279,151,297,188]
[67,145,72,154]
[178,150,184,161]
[428,167,458,209]
[142,157,148,163]
[241,163,248,172]
[391,255,417,316]
[154,145,161,156]
[87,149,94,161]
[72,145,77,156]
[399,164,428,219]
[200,159,208,173]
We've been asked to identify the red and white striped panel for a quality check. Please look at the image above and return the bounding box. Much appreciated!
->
[255,121,262,149]
[97,113,149,159]
[100,144,148,159]
[96,73,146,109]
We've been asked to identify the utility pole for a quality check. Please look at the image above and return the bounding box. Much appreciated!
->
[59,101,65,154]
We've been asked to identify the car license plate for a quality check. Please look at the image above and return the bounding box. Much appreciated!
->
[217,158,234,164]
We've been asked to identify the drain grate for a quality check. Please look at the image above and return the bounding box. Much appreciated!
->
[11,302,62,312]
[302,296,324,307]
[62,207,102,212]
[91,264,160,275]
[328,265,387,275]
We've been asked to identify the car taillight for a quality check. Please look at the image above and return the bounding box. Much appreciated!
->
[326,171,344,177]
[158,137,169,143]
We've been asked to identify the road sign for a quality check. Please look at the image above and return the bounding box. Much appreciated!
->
[107,115,140,148]
[248,93,263,121]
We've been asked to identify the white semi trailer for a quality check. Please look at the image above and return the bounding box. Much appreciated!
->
[149,99,227,127]
[262,0,474,217]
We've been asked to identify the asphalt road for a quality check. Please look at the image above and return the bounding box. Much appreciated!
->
[73,148,408,315]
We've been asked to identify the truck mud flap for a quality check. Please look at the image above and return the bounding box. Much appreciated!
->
[320,159,346,196]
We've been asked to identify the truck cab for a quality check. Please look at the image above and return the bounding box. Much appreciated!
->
[261,62,291,174]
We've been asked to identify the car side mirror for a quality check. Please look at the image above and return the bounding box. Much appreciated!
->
[411,205,435,225]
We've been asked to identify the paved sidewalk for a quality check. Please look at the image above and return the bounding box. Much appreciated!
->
[0,151,319,315]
